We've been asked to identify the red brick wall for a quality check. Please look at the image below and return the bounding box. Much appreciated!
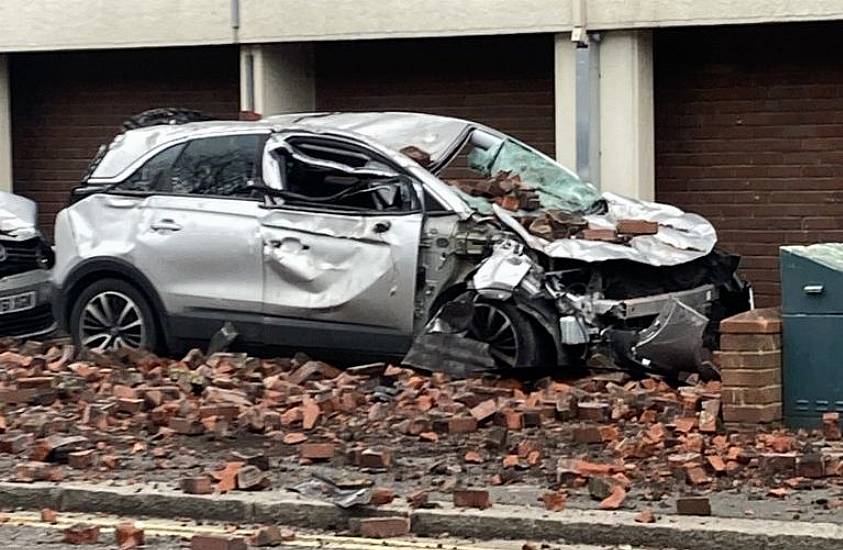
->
[655,23,843,307]
[11,46,241,235]
[315,35,555,158]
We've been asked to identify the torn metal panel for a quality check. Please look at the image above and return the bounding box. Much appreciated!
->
[0,191,38,236]
[493,192,717,267]
[633,299,709,372]
[472,241,532,299]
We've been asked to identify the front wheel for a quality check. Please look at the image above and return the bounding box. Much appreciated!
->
[70,278,158,352]
[467,301,545,369]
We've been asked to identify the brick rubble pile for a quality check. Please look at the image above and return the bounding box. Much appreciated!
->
[0,334,840,521]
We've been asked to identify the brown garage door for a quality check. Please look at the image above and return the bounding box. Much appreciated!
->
[11,46,241,235]
[655,23,843,307]
[315,35,555,158]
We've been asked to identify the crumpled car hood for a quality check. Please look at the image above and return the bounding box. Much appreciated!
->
[0,191,38,235]
[493,192,717,267]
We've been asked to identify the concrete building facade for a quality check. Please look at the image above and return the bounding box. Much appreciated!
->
[2,0,843,305]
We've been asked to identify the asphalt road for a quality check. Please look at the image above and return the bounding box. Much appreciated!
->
[0,516,657,550]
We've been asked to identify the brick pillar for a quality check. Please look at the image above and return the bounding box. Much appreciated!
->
[715,308,782,425]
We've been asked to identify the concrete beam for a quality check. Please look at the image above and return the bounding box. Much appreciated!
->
[0,55,11,192]
[3,1,843,52]
[598,30,654,200]
[240,44,315,116]
[553,34,577,172]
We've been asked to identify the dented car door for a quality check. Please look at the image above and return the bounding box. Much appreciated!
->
[259,135,424,354]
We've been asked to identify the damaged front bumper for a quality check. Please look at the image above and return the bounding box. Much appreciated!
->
[405,240,719,377]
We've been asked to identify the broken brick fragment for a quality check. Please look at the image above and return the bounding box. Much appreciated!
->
[358,517,411,538]
[236,465,270,490]
[370,487,396,505]
[407,490,429,508]
[190,534,248,550]
[448,416,478,434]
[283,432,308,445]
[67,449,96,469]
[470,399,498,423]
[464,450,483,464]
[616,219,658,236]
[251,526,294,546]
[40,508,57,524]
[299,443,335,461]
[64,523,100,545]
[823,412,841,441]
[115,522,144,550]
[360,448,392,469]
[599,486,627,510]
[540,490,567,511]
[676,496,711,516]
[180,476,214,495]
[453,489,492,509]
[634,509,657,523]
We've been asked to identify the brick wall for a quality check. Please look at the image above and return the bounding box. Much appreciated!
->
[315,35,555,158]
[10,46,240,235]
[655,23,843,307]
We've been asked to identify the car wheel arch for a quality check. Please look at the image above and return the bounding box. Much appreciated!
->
[61,258,172,352]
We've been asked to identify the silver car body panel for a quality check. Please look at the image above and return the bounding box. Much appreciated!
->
[260,208,422,333]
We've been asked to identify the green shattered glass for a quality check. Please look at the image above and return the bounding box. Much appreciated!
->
[459,138,601,214]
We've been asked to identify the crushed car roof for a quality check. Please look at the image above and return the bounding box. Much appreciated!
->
[90,112,472,180]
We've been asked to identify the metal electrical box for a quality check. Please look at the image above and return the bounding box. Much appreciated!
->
[781,243,843,427]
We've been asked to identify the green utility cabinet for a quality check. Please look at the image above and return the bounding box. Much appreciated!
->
[781,244,843,427]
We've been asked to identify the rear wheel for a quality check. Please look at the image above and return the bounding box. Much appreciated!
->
[467,301,545,369]
[70,278,158,352]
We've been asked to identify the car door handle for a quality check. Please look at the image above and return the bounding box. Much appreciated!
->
[266,239,309,250]
[804,284,825,295]
[374,221,391,234]
[151,219,183,232]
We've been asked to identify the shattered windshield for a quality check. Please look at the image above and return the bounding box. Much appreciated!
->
[443,131,601,215]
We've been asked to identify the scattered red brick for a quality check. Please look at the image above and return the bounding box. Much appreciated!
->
[115,522,144,550]
[370,487,396,505]
[634,509,657,523]
[599,486,627,510]
[358,517,411,538]
[541,491,567,511]
[299,443,335,461]
[453,489,493,509]
[251,526,294,546]
[190,534,248,550]
[40,508,57,524]
[64,523,100,545]
[181,476,214,495]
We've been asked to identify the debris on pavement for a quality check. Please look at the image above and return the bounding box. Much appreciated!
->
[0,336,839,523]
[63,523,100,544]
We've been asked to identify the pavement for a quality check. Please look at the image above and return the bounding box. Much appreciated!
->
[0,509,652,550]
[0,481,841,550]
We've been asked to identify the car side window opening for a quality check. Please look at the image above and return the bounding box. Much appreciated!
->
[117,143,185,192]
[164,135,263,197]
[273,138,420,213]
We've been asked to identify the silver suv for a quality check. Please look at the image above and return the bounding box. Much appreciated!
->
[53,111,748,374]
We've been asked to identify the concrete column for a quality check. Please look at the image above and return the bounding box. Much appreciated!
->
[598,30,655,200]
[0,55,12,192]
[240,44,315,117]
[553,34,577,172]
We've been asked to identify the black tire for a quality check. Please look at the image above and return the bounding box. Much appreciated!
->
[467,300,546,369]
[70,278,159,353]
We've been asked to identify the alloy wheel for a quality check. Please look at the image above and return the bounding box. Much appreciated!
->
[79,291,146,351]
[467,302,520,368]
